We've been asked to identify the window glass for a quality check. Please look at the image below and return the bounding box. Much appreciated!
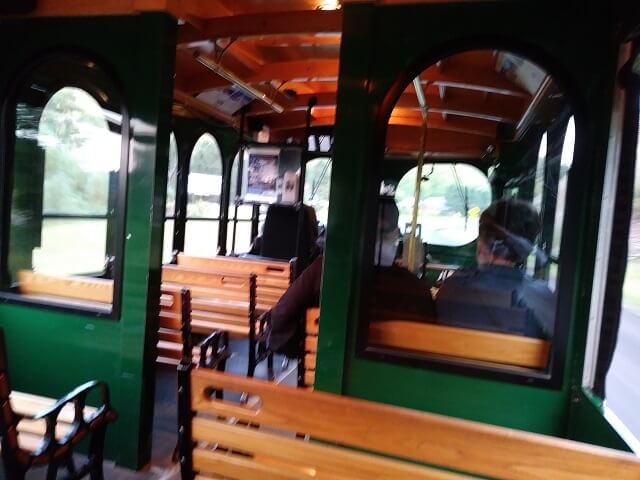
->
[552,118,574,258]
[304,157,332,226]
[187,133,222,218]
[606,107,640,440]
[184,220,219,257]
[395,164,491,247]
[162,219,175,264]
[166,132,178,217]
[533,133,547,212]
[35,219,107,275]
[5,56,126,312]
[226,220,252,255]
[365,49,572,380]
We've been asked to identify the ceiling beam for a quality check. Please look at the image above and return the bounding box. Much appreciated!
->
[270,125,489,157]
[245,90,524,123]
[239,34,342,47]
[177,10,342,44]
[185,58,529,98]
[260,108,497,138]
[185,59,339,93]
[385,125,492,156]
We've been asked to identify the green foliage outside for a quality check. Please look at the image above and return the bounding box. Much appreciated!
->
[37,87,119,215]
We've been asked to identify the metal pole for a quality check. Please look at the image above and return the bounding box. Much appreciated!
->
[407,78,429,273]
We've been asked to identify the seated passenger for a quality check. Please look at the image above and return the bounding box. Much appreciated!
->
[265,197,436,357]
[436,199,555,339]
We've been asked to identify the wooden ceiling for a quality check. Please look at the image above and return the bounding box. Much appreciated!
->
[169,0,540,158]
[25,0,543,158]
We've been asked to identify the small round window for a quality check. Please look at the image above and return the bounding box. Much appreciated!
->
[395,163,491,246]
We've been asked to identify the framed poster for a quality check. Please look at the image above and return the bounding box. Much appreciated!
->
[242,147,280,203]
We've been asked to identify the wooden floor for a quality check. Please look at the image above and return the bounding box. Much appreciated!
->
[0,338,295,479]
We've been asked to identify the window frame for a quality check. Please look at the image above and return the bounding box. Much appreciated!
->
[162,131,179,264]
[355,47,580,389]
[0,52,130,320]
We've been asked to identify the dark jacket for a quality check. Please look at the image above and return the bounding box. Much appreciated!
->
[267,256,324,357]
[267,257,437,356]
[436,264,555,338]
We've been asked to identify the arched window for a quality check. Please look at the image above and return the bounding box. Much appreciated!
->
[184,133,223,256]
[362,48,575,381]
[395,164,491,247]
[304,157,332,226]
[4,54,127,313]
[162,132,178,263]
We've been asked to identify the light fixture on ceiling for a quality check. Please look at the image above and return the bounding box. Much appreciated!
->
[317,0,341,10]
[193,51,284,114]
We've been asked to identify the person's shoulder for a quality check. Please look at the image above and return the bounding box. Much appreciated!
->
[443,267,478,283]
[522,276,555,297]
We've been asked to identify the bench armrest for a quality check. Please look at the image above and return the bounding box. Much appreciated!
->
[198,331,230,371]
[20,380,116,448]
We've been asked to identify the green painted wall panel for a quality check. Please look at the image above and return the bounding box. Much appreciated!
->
[0,13,176,468]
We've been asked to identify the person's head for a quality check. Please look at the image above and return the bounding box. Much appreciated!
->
[376,197,400,266]
[477,199,541,266]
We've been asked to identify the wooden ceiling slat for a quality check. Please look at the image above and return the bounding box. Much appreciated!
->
[178,10,342,44]
[385,125,492,156]
[240,35,342,47]
[246,90,524,123]
[270,125,490,157]
[185,58,528,98]
[184,59,339,93]
[260,109,497,138]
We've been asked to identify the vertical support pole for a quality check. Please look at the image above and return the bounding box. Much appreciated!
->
[250,204,260,244]
[246,273,257,377]
[173,133,190,253]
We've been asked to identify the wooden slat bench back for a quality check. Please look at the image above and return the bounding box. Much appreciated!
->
[180,369,640,480]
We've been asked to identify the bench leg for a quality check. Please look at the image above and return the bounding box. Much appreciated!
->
[88,423,108,480]
[247,338,256,378]
[46,463,58,480]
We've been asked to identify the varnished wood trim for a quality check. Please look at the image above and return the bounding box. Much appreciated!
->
[368,320,550,369]
[191,370,640,480]
[17,270,113,304]
[192,417,470,480]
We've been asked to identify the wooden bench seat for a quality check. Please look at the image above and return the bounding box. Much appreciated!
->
[368,320,551,369]
[161,265,259,375]
[176,254,292,313]
[0,330,116,479]
[178,368,640,480]
[9,392,98,451]
[16,270,113,307]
